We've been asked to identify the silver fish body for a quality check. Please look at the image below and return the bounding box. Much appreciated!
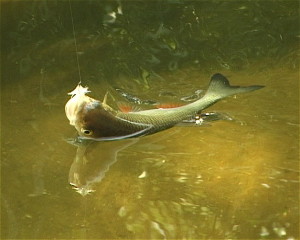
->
[65,73,264,141]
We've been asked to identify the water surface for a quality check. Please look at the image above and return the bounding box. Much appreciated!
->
[1,1,299,239]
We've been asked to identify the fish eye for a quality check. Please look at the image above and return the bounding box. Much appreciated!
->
[81,128,93,136]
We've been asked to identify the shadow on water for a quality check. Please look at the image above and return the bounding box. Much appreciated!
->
[1,0,299,239]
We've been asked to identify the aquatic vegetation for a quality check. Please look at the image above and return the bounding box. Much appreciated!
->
[2,0,298,83]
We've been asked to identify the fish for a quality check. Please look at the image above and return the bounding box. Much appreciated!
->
[65,73,264,141]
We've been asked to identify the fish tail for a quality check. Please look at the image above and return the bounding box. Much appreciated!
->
[204,73,264,102]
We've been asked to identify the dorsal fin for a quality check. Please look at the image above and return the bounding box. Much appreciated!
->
[101,91,116,112]
[103,91,109,105]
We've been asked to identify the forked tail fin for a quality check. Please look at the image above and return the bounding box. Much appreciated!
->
[204,73,264,101]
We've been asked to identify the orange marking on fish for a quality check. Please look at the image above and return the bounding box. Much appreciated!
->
[117,102,140,113]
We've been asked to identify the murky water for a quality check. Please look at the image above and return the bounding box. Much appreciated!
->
[1,1,299,239]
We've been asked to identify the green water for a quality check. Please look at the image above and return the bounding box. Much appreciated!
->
[1,1,299,239]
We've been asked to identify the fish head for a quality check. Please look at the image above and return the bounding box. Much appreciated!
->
[65,85,118,139]
[66,84,148,140]
[72,100,106,138]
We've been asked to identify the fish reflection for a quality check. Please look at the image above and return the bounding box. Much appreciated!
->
[68,139,138,196]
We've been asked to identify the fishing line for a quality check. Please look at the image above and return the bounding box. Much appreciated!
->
[68,0,82,84]
[68,1,88,232]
